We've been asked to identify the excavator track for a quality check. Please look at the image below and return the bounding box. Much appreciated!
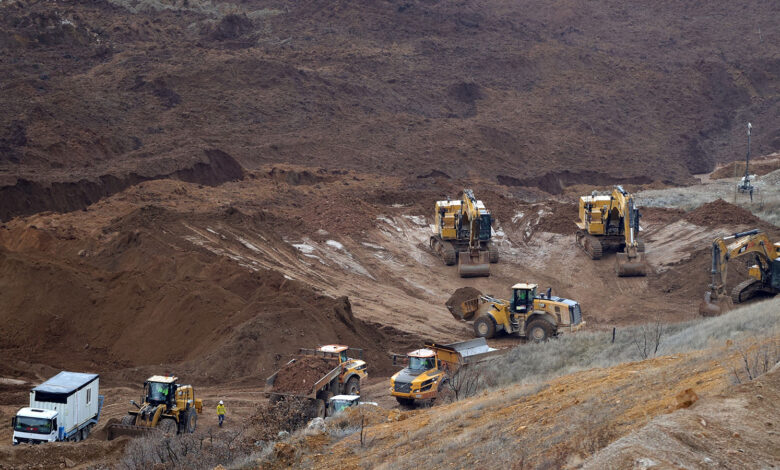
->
[488,243,499,264]
[576,231,602,260]
[430,236,456,266]
[731,279,762,304]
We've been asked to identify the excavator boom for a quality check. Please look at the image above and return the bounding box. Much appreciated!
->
[699,229,779,316]
[457,190,491,277]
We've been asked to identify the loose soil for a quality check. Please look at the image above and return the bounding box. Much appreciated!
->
[272,357,337,396]
[445,286,484,320]
[683,198,765,228]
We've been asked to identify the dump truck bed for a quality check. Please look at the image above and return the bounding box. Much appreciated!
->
[426,338,505,366]
[265,357,342,399]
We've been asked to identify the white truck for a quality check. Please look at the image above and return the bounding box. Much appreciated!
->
[12,371,103,445]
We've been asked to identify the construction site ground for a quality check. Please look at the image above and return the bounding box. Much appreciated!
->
[0,162,778,468]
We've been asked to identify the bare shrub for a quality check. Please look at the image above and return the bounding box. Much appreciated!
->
[442,363,484,402]
[117,428,246,470]
[631,314,664,360]
[729,336,780,384]
[248,397,310,440]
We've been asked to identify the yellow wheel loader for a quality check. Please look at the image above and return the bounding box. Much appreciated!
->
[390,338,503,406]
[575,186,648,277]
[430,189,497,277]
[448,284,584,340]
[107,375,202,440]
[699,229,780,316]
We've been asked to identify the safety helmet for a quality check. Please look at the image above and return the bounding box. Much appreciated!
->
[219,400,223,405]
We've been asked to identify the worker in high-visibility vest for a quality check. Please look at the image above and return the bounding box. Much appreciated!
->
[217,400,226,427]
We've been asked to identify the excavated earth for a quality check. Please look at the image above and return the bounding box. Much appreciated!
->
[272,357,337,395]
[0,0,779,467]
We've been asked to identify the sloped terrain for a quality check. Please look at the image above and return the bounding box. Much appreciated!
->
[1,0,779,220]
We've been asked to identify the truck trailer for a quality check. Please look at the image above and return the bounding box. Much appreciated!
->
[12,371,103,445]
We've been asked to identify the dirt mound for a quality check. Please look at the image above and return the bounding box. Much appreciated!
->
[272,357,336,395]
[0,203,409,385]
[683,199,763,227]
[535,201,579,234]
[710,156,780,179]
[446,287,483,320]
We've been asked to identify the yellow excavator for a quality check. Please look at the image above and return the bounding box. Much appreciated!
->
[430,189,497,277]
[107,375,202,440]
[699,229,780,316]
[575,186,648,276]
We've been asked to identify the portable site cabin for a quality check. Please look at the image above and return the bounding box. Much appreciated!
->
[21,371,101,442]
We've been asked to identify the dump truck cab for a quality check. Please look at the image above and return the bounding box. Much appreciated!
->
[390,348,444,406]
[316,345,368,395]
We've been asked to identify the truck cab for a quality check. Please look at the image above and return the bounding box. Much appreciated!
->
[315,345,368,395]
[328,395,378,415]
[390,348,445,406]
[12,408,58,445]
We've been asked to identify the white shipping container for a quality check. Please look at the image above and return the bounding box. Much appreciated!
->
[28,372,100,436]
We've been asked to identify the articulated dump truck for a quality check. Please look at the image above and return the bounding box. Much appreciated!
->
[390,338,504,406]
[265,345,367,419]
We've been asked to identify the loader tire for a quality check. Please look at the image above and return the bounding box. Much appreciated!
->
[121,415,135,426]
[526,319,555,342]
[344,376,360,395]
[488,243,499,264]
[182,409,197,433]
[157,418,178,436]
[473,315,497,339]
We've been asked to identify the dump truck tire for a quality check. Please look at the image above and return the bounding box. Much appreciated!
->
[395,397,414,407]
[344,376,360,395]
[312,399,326,419]
[527,319,554,342]
[121,415,135,426]
[473,315,496,339]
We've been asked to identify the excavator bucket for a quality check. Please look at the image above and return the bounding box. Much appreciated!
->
[457,250,490,277]
[699,291,733,317]
[615,252,648,277]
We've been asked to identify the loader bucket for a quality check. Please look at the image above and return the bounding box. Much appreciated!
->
[698,291,733,317]
[457,250,490,277]
[445,287,483,321]
[106,423,156,441]
[615,252,648,277]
